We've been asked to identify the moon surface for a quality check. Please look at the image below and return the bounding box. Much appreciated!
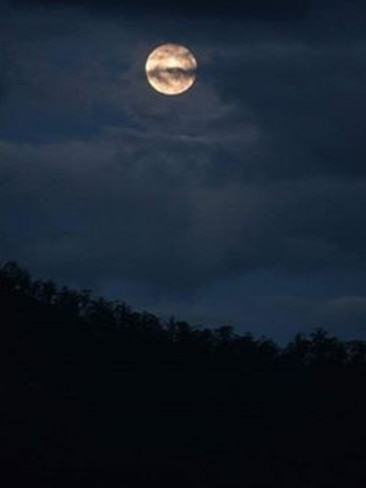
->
[145,44,197,96]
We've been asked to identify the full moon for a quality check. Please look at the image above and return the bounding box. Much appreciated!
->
[145,44,197,96]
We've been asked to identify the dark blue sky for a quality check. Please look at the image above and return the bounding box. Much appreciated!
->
[1,0,366,342]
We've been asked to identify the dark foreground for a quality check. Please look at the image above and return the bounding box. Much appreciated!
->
[1,263,365,487]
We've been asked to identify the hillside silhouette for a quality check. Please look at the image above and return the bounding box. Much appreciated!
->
[1,261,365,487]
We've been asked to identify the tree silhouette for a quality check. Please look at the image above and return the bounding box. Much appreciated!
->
[0,261,365,488]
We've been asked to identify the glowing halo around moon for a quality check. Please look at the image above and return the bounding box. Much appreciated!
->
[145,43,197,96]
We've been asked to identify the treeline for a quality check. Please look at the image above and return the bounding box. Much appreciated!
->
[1,261,365,488]
[1,261,365,365]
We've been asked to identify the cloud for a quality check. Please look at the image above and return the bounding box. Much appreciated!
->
[1,0,366,343]
[211,37,366,180]
[11,0,311,18]
[0,3,365,290]
[319,296,366,332]
[1,131,366,295]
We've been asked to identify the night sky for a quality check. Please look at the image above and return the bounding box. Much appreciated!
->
[1,0,366,343]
